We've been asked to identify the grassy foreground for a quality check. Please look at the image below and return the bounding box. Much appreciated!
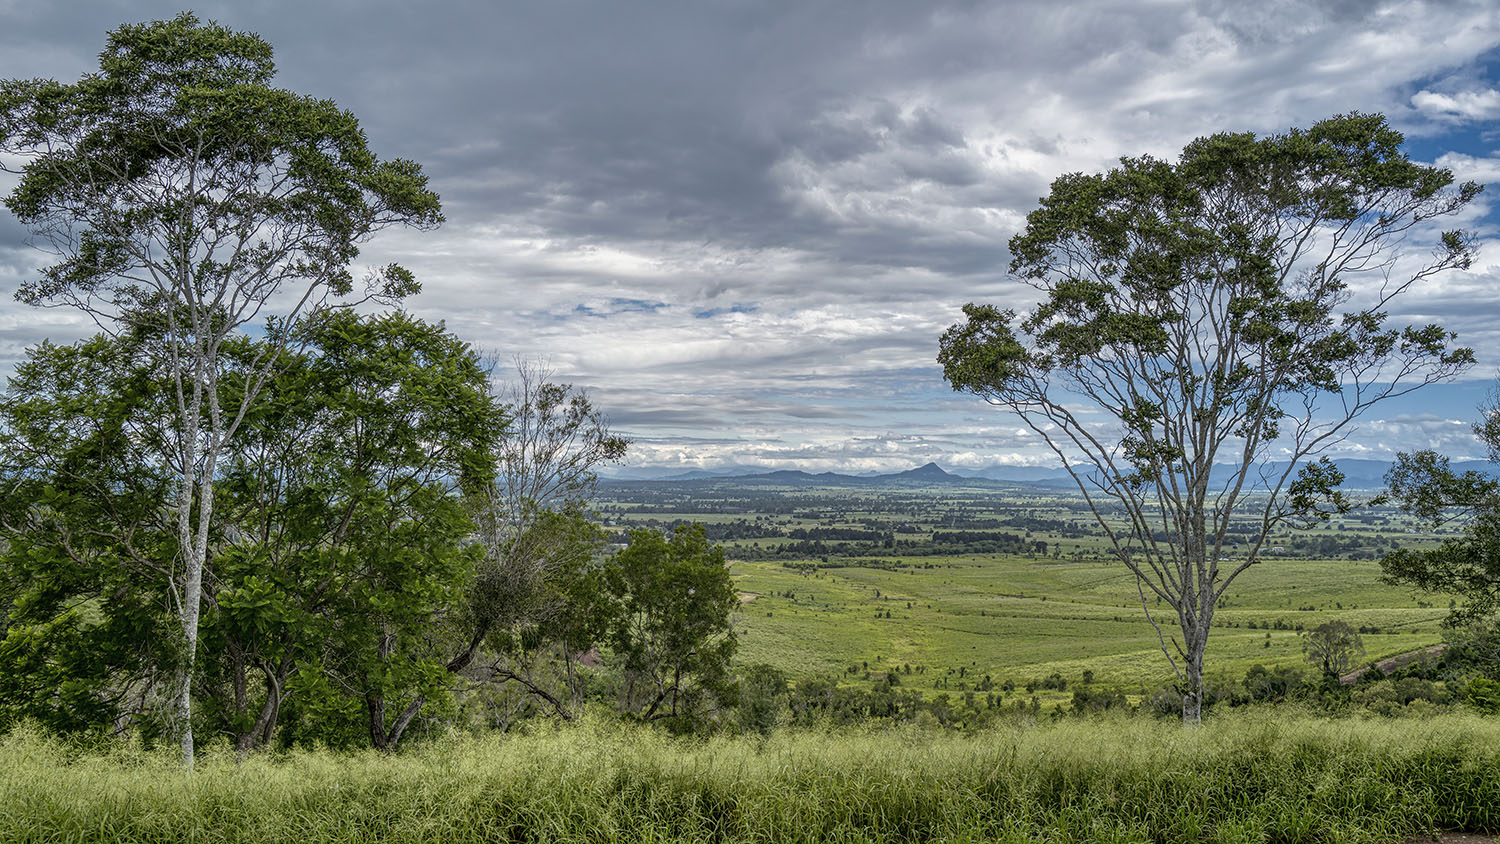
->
[3,713,1499,843]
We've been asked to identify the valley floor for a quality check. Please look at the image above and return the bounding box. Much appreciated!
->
[729,552,1447,702]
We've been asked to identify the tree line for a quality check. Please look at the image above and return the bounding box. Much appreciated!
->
[0,313,740,750]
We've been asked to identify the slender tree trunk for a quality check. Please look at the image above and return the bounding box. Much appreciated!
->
[1182,635,1206,725]
[384,697,425,750]
[366,691,425,752]
[366,631,426,752]
[230,643,247,724]
[172,340,214,770]
[174,471,203,769]
[236,661,289,754]
[236,688,277,754]
[175,451,221,769]
[175,549,203,765]
[367,692,388,750]
[1180,508,1211,726]
[261,684,282,747]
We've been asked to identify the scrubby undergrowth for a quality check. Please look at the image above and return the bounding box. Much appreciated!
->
[2,712,1497,843]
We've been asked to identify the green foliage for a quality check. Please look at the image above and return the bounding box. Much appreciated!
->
[210,311,501,750]
[1241,663,1306,703]
[462,366,626,722]
[1302,620,1365,677]
[1381,397,1500,631]
[470,507,615,724]
[0,334,180,735]
[1465,677,1500,713]
[0,313,501,749]
[1070,684,1128,714]
[0,12,442,313]
[1,12,445,762]
[939,112,1479,722]
[735,663,790,735]
[608,524,738,727]
[1351,676,1447,716]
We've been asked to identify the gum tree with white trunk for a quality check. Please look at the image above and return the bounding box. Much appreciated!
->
[0,14,441,765]
[939,113,1478,724]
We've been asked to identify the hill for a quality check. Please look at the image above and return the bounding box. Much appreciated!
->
[605,458,1500,491]
[602,461,1003,488]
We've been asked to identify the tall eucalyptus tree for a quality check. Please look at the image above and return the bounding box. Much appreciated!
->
[0,14,441,763]
[940,113,1478,722]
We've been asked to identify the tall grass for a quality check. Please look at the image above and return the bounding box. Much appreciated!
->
[2,711,1497,843]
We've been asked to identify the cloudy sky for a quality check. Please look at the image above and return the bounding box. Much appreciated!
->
[2,1,1499,474]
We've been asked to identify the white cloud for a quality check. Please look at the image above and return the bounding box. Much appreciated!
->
[1412,88,1500,122]
[1434,152,1500,186]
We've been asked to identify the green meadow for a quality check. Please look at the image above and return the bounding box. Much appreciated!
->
[728,553,1447,696]
[591,476,1460,703]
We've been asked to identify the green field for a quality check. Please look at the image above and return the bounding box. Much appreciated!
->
[596,477,1455,701]
[728,553,1447,698]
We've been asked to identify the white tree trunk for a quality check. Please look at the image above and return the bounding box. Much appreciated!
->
[1181,639,1205,726]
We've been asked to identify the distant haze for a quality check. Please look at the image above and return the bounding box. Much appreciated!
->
[603,459,1500,491]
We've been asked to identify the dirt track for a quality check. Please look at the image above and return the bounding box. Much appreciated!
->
[1340,643,1448,684]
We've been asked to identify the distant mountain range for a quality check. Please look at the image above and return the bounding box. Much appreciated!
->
[962,458,1500,490]
[602,458,1500,490]
[601,461,986,486]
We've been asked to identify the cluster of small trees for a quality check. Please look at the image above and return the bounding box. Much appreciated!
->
[738,644,1500,732]
[0,310,741,751]
[0,15,737,758]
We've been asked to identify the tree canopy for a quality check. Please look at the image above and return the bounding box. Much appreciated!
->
[610,524,738,727]
[0,12,443,765]
[0,312,501,750]
[1382,396,1500,637]
[939,112,1479,722]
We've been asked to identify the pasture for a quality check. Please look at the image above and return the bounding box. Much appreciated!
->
[600,476,1452,699]
[729,553,1447,697]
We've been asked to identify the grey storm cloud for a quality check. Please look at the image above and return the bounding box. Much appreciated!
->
[2,0,1500,472]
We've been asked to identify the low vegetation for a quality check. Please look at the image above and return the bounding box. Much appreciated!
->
[2,712,1497,843]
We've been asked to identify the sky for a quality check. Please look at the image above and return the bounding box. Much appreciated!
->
[1,0,1499,475]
